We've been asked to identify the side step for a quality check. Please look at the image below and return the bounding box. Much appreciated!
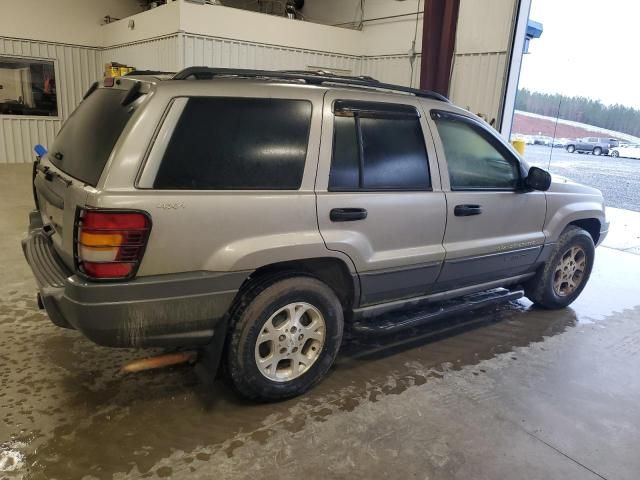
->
[352,288,524,335]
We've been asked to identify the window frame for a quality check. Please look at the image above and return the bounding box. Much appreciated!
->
[430,110,526,192]
[140,95,314,191]
[0,54,61,120]
[328,100,432,193]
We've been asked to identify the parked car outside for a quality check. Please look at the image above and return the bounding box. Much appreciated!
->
[565,137,619,155]
[22,68,609,401]
[610,144,640,159]
[552,137,570,148]
[533,135,553,147]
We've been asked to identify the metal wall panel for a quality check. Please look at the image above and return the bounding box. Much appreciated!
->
[0,37,101,163]
[101,35,181,73]
[182,34,360,74]
[359,54,421,88]
[449,52,507,125]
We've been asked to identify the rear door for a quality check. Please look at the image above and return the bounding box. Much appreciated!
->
[428,110,546,290]
[316,91,447,306]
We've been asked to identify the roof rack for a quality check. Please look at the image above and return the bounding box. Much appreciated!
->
[171,67,449,102]
[125,70,176,76]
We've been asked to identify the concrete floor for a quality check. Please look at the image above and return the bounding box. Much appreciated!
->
[1,163,640,480]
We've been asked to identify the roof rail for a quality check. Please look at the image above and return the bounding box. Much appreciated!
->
[171,67,449,102]
[125,70,176,76]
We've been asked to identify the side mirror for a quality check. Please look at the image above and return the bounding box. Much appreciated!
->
[525,166,552,191]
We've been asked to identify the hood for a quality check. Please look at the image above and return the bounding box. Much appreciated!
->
[547,174,603,196]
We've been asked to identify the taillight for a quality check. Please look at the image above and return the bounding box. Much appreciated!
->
[76,209,151,280]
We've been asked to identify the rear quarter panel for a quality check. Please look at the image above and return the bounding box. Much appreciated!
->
[91,81,353,276]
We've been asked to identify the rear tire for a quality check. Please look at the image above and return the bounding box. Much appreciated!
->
[593,147,602,156]
[566,145,576,153]
[226,276,343,402]
[525,226,595,309]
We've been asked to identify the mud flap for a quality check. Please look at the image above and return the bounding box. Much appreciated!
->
[194,320,229,386]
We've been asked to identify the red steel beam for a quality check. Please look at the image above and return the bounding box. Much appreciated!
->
[420,0,460,96]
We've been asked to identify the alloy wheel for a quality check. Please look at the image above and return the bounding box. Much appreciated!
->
[254,302,326,382]
[553,246,587,297]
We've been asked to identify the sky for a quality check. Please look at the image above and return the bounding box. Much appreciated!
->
[518,0,640,109]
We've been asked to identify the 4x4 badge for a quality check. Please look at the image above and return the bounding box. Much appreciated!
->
[156,202,185,210]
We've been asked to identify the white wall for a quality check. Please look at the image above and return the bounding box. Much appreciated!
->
[0,38,102,163]
[180,2,363,56]
[0,0,142,47]
[449,0,517,128]
[100,2,180,48]
[302,0,423,55]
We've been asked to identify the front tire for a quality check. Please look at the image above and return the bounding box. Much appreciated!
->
[226,276,344,401]
[611,150,620,158]
[566,145,576,153]
[593,147,602,156]
[525,226,595,309]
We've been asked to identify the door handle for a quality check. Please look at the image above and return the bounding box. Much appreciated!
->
[454,204,482,216]
[330,208,368,222]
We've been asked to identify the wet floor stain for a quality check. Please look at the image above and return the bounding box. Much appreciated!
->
[1,276,584,480]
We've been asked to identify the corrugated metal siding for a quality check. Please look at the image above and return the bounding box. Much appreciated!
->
[0,37,101,164]
[449,52,507,125]
[360,54,420,88]
[101,35,181,72]
[182,34,360,74]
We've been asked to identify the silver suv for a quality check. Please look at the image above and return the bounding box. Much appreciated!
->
[23,68,609,401]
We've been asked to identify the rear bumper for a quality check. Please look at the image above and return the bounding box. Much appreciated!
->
[22,212,246,348]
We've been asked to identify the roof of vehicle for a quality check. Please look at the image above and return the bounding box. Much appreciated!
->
[123,67,450,103]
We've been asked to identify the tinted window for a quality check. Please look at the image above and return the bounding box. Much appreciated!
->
[329,102,430,191]
[329,116,360,189]
[434,115,519,190]
[361,116,429,189]
[155,97,312,190]
[49,88,133,186]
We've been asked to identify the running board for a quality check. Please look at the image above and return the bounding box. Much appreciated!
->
[351,288,524,335]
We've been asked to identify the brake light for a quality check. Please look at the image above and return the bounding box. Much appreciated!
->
[76,210,151,280]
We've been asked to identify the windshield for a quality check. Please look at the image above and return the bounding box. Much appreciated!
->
[48,88,135,186]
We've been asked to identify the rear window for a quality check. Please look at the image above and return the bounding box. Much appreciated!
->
[49,88,134,186]
[154,97,312,190]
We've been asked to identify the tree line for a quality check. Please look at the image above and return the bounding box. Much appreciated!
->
[515,88,640,137]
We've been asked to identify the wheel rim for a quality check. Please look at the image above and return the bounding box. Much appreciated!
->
[254,302,326,382]
[553,246,587,297]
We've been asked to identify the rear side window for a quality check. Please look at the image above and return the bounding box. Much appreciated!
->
[329,100,430,191]
[154,97,312,190]
[49,88,134,186]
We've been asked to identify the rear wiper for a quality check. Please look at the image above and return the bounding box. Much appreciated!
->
[36,164,71,186]
[53,151,64,161]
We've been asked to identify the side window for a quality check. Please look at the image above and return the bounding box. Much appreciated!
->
[432,113,520,190]
[329,100,431,191]
[154,97,312,190]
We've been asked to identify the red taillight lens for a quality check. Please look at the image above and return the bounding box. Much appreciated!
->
[77,210,151,280]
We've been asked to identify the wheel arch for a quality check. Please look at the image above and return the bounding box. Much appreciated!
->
[568,218,601,245]
[240,257,359,312]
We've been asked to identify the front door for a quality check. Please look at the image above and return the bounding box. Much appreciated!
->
[316,91,447,306]
[428,110,547,291]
